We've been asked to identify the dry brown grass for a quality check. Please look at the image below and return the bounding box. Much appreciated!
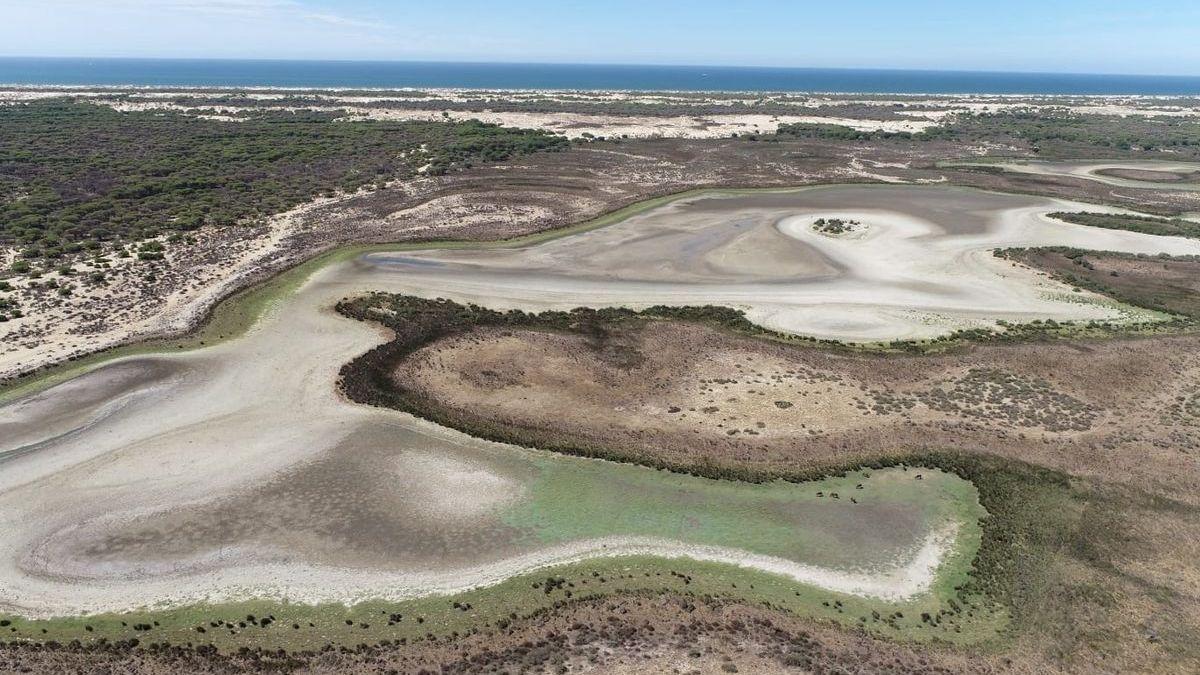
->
[398,320,1200,503]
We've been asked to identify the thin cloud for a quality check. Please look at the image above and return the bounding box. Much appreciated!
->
[0,0,541,62]
[302,12,389,31]
[54,1,391,31]
[110,0,298,14]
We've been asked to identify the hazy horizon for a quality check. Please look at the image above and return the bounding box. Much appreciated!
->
[1,1,1198,77]
[2,56,1199,80]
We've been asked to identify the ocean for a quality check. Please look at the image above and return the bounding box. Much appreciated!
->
[0,57,1198,95]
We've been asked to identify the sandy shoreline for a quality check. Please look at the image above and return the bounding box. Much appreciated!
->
[6,528,959,618]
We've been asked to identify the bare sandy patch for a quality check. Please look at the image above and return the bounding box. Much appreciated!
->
[359,185,1200,342]
[392,449,526,521]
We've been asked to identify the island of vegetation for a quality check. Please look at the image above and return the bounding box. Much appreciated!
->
[811,217,861,235]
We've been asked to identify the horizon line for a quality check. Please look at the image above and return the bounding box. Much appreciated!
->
[1,55,1199,81]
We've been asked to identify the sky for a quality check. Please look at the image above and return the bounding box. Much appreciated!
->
[1,0,1199,76]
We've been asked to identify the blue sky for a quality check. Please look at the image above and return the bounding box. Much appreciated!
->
[1,0,1199,75]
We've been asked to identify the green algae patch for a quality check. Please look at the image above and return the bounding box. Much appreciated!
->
[504,462,982,574]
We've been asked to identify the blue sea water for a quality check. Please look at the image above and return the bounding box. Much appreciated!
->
[0,58,1198,95]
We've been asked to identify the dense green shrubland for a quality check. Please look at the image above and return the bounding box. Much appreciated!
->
[0,101,567,261]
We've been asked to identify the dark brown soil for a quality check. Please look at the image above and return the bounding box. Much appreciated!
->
[1094,167,1200,183]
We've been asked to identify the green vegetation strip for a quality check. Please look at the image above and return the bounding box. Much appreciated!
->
[2,449,1092,655]
[927,112,1200,152]
[774,122,921,141]
[777,111,1200,155]
[1049,211,1200,239]
[0,546,997,653]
